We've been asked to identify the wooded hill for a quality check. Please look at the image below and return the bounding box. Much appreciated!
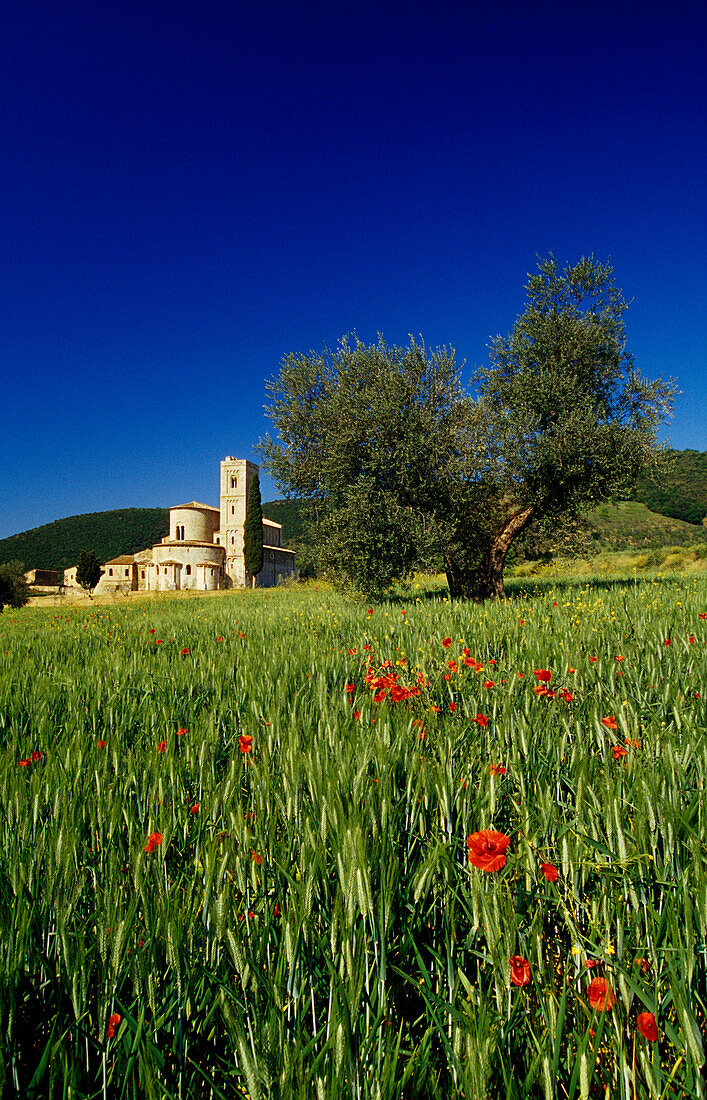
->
[0,503,300,578]
[2,450,704,577]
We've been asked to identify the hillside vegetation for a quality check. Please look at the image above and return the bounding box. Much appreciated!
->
[0,509,170,576]
[632,448,707,525]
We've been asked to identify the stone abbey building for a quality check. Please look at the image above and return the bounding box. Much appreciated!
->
[64,458,296,595]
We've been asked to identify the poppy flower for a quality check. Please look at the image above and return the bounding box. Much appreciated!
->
[540,862,559,882]
[483,680,495,689]
[509,956,531,986]
[442,637,452,648]
[149,628,155,634]
[489,763,506,776]
[238,734,253,754]
[144,832,162,853]
[587,977,615,1011]
[612,745,628,759]
[474,713,489,727]
[601,715,618,730]
[176,727,187,736]
[190,803,200,814]
[448,701,456,713]
[107,1013,121,1039]
[157,740,166,752]
[97,739,106,749]
[467,830,511,872]
[700,613,707,620]
[345,683,355,693]
[251,850,262,864]
[636,1012,658,1041]
[353,710,360,719]
[534,669,552,682]
[663,638,671,646]
[181,647,189,656]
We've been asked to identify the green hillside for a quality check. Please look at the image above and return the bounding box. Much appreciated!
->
[584,499,706,550]
[631,449,707,525]
[0,509,169,577]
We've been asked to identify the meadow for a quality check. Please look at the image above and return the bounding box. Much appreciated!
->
[0,576,705,1099]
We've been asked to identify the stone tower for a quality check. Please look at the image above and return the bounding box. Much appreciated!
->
[220,457,259,586]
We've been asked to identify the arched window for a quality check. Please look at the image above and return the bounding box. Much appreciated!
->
[230,476,237,489]
[185,564,191,575]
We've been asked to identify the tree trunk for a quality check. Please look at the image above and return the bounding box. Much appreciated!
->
[445,505,535,601]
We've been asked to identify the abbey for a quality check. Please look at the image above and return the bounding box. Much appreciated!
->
[64,458,296,594]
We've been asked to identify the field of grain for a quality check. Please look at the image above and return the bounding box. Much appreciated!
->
[0,577,705,1099]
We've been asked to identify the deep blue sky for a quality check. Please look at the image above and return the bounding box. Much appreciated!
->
[1,0,704,539]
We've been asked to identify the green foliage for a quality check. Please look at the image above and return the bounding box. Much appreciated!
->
[243,472,264,578]
[0,508,169,576]
[631,449,707,525]
[260,258,675,601]
[0,578,705,1096]
[75,549,103,595]
[0,561,29,612]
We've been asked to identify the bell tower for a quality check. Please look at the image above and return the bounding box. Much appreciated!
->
[220,457,259,586]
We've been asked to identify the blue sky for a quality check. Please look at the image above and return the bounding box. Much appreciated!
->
[1,0,704,539]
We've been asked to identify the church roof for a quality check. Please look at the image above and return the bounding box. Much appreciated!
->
[105,555,135,565]
[170,501,220,512]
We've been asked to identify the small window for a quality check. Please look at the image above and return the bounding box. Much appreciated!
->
[164,568,168,575]
[109,568,113,577]
[141,571,145,579]
[185,564,191,575]
[125,568,129,577]
[230,476,237,489]
[231,535,235,545]
[231,505,235,515]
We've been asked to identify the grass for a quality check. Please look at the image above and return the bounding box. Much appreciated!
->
[0,577,705,1098]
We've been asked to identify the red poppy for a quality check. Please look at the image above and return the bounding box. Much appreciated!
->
[181,647,189,656]
[157,740,166,753]
[149,628,155,634]
[559,690,574,702]
[489,764,506,776]
[534,669,552,682]
[442,637,452,648]
[353,710,360,719]
[97,739,106,749]
[190,803,200,814]
[107,1012,121,1039]
[540,862,559,882]
[144,832,162,853]
[509,955,531,986]
[251,850,262,864]
[587,977,616,1011]
[602,715,618,730]
[474,713,489,727]
[612,744,628,759]
[688,635,695,644]
[345,683,355,693]
[519,619,525,625]
[636,1012,658,1041]
[483,680,495,689]
[663,638,671,646]
[467,830,511,872]
[239,734,253,754]
[176,727,187,736]
[448,701,456,713]
[700,613,707,620]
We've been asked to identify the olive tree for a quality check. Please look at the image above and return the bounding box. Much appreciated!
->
[260,257,674,600]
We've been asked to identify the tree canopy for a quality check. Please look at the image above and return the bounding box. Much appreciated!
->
[259,257,674,600]
[76,550,103,597]
[243,471,264,582]
[0,561,29,613]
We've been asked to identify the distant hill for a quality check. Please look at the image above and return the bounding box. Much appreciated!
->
[631,449,707,525]
[0,502,300,580]
[584,500,706,550]
[0,509,170,577]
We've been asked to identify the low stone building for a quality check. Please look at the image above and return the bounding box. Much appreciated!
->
[65,458,296,595]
